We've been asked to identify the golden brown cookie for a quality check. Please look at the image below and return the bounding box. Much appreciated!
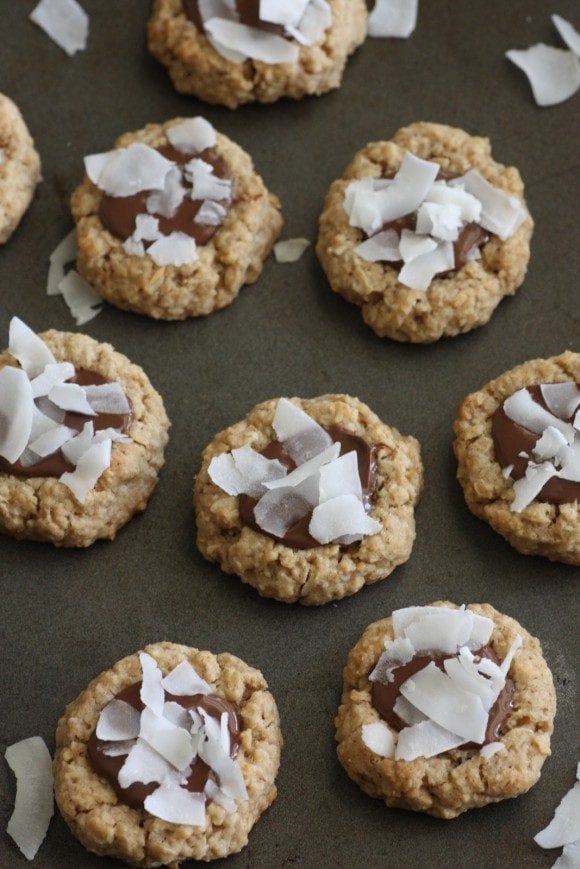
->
[71,117,282,319]
[54,641,282,866]
[0,328,169,547]
[194,394,423,605]
[453,351,580,565]
[147,0,367,108]
[335,601,556,819]
[316,122,534,343]
[0,93,41,243]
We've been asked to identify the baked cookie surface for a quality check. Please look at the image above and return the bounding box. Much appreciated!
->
[316,122,533,343]
[54,641,282,866]
[0,93,41,243]
[453,351,579,565]
[0,327,169,547]
[335,601,556,819]
[71,117,282,320]
[194,394,423,605]
[147,0,367,108]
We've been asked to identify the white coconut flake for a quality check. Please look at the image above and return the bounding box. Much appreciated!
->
[140,708,194,771]
[398,240,454,291]
[47,229,77,296]
[167,117,217,154]
[161,661,212,697]
[0,367,34,464]
[28,424,74,458]
[499,634,522,677]
[163,702,193,731]
[535,778,580,849]
[232,444,287,496]
[139,653,165,716]
[9,317,56,378]
[552,840,580,869]
[208,453,247,496]
[148,232,198,267]
[416,201,463,242]
[198,733,248,801]
[273,238,311,263]
[185,158,232,201]
[443,655,499,711]
[480,741,506,760]
[288,0,331,46]
[368,0,418,38]
[395,720,465,761]
[402,608,476,655]
[369,637,416,683]
[60,420,93,463]
[204,19,300,63]
[254,488,312,538]
[309,493,381,545]
[459,170,526,240]
[195,200,228,226]
[30,0,88,56]
[83,383,131,415]
[552,15,580,56]
[361,721,395,758]
[399,230,437,263]
[504,388,575,440]
[355,228,400,262]
[146,168,186,221]
[96,700,141,742]
[260,0,309,27]
[5,736,54,861]
[393,695,427,726]
[118,738,175,789]
[511,461,560,512]
[29,362,75,399]
[48,382,95,415]
[145,782,206,826]
[541,383,580,419]
[502,464,514,479]
[101,739,137,758]
[59,270,104,325]
[59,439,111,503]
[377,153,440,226]
[319,451,362,503]
[86,143,174,197]
[204,778,236,813]
[506,43,580,106]
[533,426,569,462]
[425,181,482,224]
[264,442,340,492]
[272,398,332,463]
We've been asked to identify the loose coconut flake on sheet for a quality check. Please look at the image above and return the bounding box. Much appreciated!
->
[506,43,580,107]
[273,238,311,263]
[363,605,521,762]
[47,230,104,324]
[30,0,89,57]
[5,736,54,861]
[368,0,418,39]
[535,765,580,868]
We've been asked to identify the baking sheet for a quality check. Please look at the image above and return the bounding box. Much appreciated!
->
[0,2,578,866]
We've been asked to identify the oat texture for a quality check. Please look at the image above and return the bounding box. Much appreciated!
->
[453,351,580,565]
[195,395,423,605]
[0,93,41,243]
[70,118,283,319]
[316,122,534,343]
[335,601,556,819]
[0,331,169,547]
[54,641,282,866]
[147,0,367,108]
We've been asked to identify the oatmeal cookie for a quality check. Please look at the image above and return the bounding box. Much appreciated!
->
[0,329,169,547]
[335,601,556,819]
[0,93,41,243]
[147,0,367,108]
[194,394,423,605]
[54,641,282,866]
[316,122,533,343]
[70,117,282,319]
[453,351,579,564]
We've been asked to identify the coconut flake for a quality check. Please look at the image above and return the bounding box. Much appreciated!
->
[499,634,522,677]
[415,202,463,242]
[96,700,141,741]
[195,200,228,226]
[60,420,93,463]
[506,43,580,106]
[552,840,580,869]
[394,695,427,726]
[139,708,194,771]
[0,367,35,464]
[148,232,198,267]
[144,782,206,826]
[541,383,580,419]
[30,0,88,56]
[5,736,54,861]
[272,398,332,463]
[161,661,212,697]
[59,439,111,502]
[139,653,165,716]
[511,461,560,512]
[260,0,309,27]
[368,0,418,38]
[369,637,416,683]
[425,181,482,224]
[265,442,340,492]
[47,229,77,296]
[398,240,454,291]
[162,702,194,731]
[83,383,131,415]
[458,170,526,240]
[274,238,311,263]
[533,426,569,462]
[395,720,465,761]
[198,732,248,801]
[402,608,477,655]
[480,741,506,760]
[101,739,136,757]
[167,117,217,154]
[9,317,56,378]
[48,382,95,415]
[502,464,514,479]
[552,15,580,56]
[146,168,186,221]
[184,158,232,201]
[59,270,103,325]
[376,153,440,226]
[29,424,75,458]
[535,778,580,849]
[29,362,75,399]
[361,721,395,758]
[204,778,236,813]
[309,494,381,545]
[288,0,331,46]
[86,143,174,197]
[443,655,499,711]
[399,230,437,263]
[118,738,175,789]
[204,18,300,63]
[254,488,312,538]
[355,229,400,262]
[319,451,362,503]
[232,444,287,495]
[504,388,575,440]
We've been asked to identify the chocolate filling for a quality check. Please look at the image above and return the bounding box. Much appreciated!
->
[491,383,580,505]
[88,681,241,810]
[238,425,377,549]
[98,145,232,247]
[0,369,132,478]
[371,645,515,748]
[184,0,287,36]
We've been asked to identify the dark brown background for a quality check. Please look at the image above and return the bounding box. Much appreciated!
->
[0,2,578,867]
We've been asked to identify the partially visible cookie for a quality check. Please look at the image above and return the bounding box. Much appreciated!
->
[317,122,533,343]
[54,641,282,866]
[0,319,169,547]
[147,0,367,108]
[453,351,579,564]
[0,93,41,243]
[335,601,556,819]
[71,116,282,319]
[195,394,423,605]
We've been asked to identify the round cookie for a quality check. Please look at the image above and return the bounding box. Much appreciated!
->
[54,641,282,866]
[453,351,579,565]
[0,93,41,243]
[335,601,556,819]
[195,394,423,605]
[147,0,367,108]
[0,327,169,547]
[316,122,534,343]
[70,117,283,319]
